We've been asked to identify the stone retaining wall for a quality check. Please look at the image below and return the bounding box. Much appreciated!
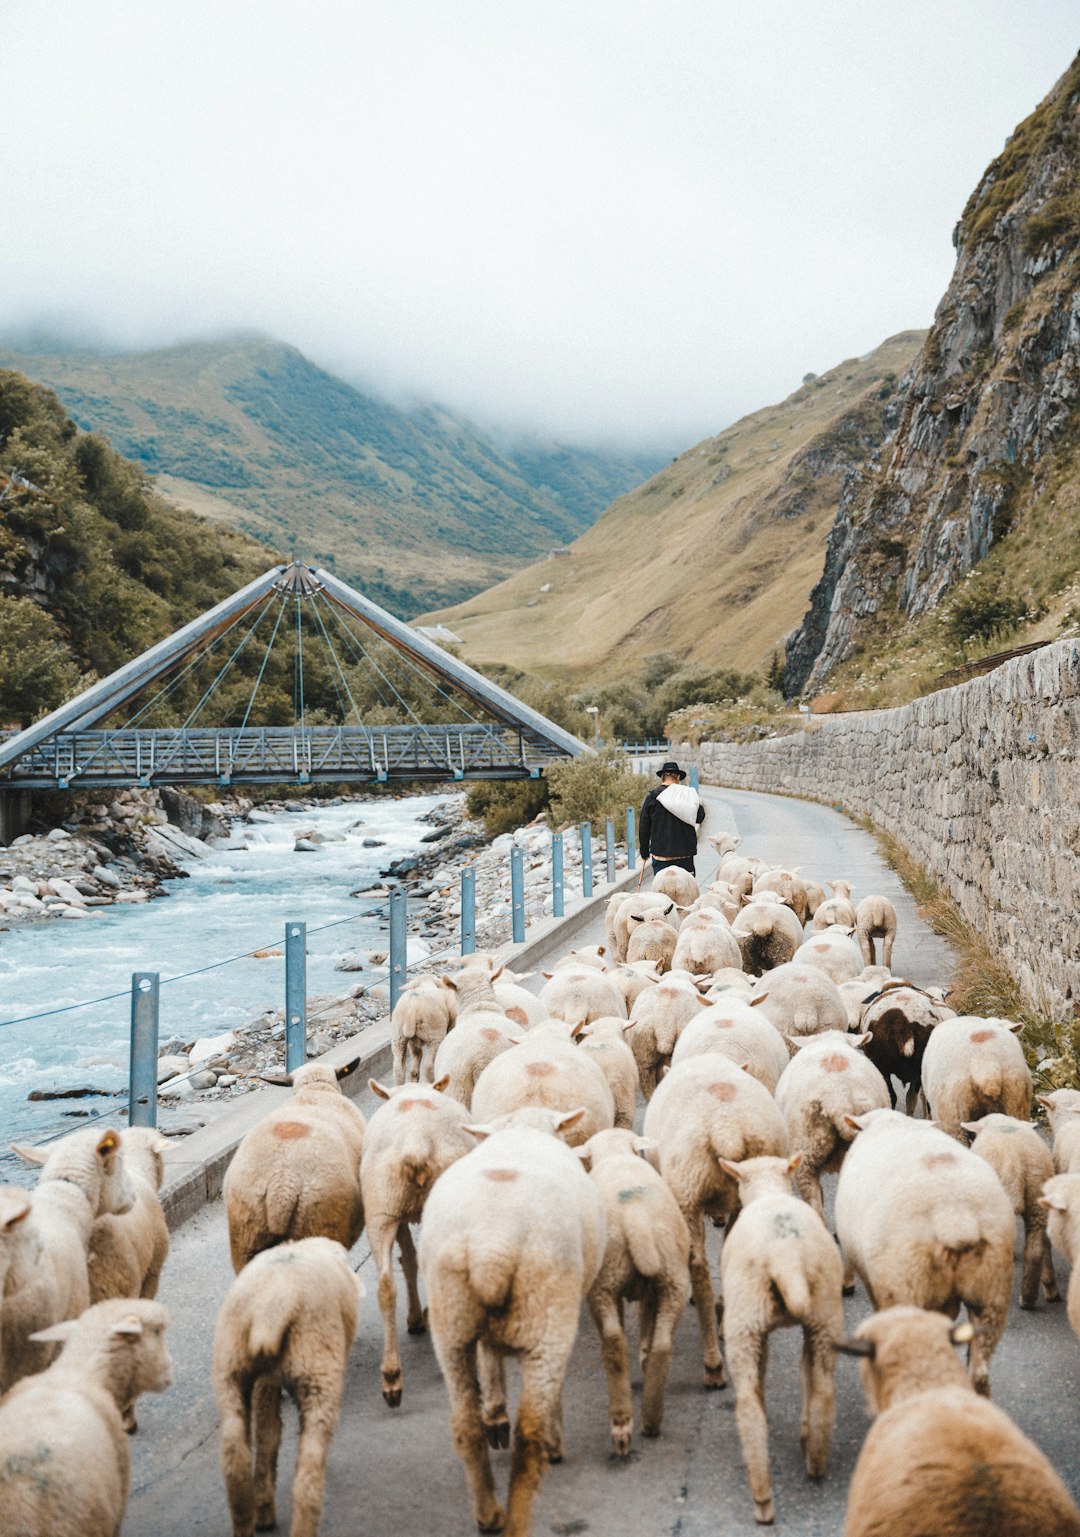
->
[677,638,1080,1016]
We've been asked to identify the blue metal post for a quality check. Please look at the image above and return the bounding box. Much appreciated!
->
[285,921,307,1073]
[460,867,476,955]
[605,816,616,884]
[552,831,565,917]
[581,821,593,897]
[128,972,159,1128]
[626,807,636,870]
[689,764,700,790]
[390,888,407,1013]
[510,847,525,943]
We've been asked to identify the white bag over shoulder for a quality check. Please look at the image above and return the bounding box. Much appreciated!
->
[657,785,701,827]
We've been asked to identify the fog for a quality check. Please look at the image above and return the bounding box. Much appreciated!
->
[0,1,1076,449]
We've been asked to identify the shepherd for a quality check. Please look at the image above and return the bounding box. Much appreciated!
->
[638,760,705,877]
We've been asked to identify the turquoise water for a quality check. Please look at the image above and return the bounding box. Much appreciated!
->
[0,793,450,1162]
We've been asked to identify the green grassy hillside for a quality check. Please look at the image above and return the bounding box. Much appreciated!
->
[0,337,662,616]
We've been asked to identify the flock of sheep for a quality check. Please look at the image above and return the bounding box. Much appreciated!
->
[3,828,1080,1536]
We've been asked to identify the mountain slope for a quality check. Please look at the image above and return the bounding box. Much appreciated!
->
[0,337,663,616]
[422,332,924,684]
[786,53,1080,695]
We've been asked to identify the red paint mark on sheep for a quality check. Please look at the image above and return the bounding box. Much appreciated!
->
[480,1028,503,1043]
[709,1081,738,1102]
[922,1152,959,1169]
[505,1007,529,1026]
[272,1121,310,1140]
[525,1061,556,1077]
[485,1169,520,1183]
[398,1098,435,1112]
[970,1029,994,1044]
[821,1054,850,1073]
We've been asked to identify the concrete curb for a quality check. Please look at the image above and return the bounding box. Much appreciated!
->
[158,861,643,1230]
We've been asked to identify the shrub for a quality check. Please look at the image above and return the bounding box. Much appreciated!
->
[946,589,1026,644]
[544,748,644,840]
[465,777,550,838]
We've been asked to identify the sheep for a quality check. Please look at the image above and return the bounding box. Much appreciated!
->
[708,831,740,860]
[718,1154,844,1525]
[0,1297,171,1537]
[856,893,898,968]
[391,975,457,1083]
[671,997,790,1093]
[703,966,755,999]
[921,1015,1032,1141]
[213,1238,361,1537]
[835,1110,1015,1395]
[419,1107,605,1537]
[651,864,699,907]
[576,1128,690,1455]
[0,1187,34,1294]
[670,910,742,975]
[715,853,754,901]
[493,979,548,1030]
[4,1127,137,1392]
[963,1114,1059,1310]
[812,894,857,931]
[791,926,864,984]
[538,963,627,1027]
[575,1017,640,1129]
[837,969,892,1030]
[432,1014,523,1112]
[839,1306,1080,1537]
[626,973,711,1098]
[749,962,848,1041]
[732,899,803,976]
[752,866,809,923]
[550,945,608,971]
[223,1059,366,1273]
[625,912,680,973]
[471,1031,615,1146]
[608,892,681,963]
[1039,1173,1080,1343]
[88,1126,170,1304]
[642,1053,788,1388]
[1037,1088,1080,1172]
[859,979,954,1111]
[802,879,826,919]
[607,960,661,1014]
[360,1077,476,1408]
[694,879,742,923]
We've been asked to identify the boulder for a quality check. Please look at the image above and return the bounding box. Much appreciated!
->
[189,1029,236,1064]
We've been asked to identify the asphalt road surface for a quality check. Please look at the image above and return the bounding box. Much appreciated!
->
[123,786,1080,1536]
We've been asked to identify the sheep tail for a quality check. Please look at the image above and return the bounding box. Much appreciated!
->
[931,1203,982,1254]
[264,1168,303,1236]
[469,1245,517,1312]
[773,1266,811,1320]
[246,1311,289,1362]
[623,1208,663,1279]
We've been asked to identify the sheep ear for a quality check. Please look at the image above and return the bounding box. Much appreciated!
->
[464,1123,493,1141]
[694,993,711,1009]
[504,1006,530,1027]
[0,1196,31,1231]
[96,1130,121,1159]
[1006,1019,1024,1034]
[542,971,554,980]
[622,1020,637,1033]
[834,1337,875,1358]
[787,1152,803,1171]
[634,1136,658,1154]
[843,1115,865,1133]
[29,1320,79,1345]
[949,1320,978,1345]
[960,1120,980,1135]
[441,974,459,991]
[432,1074,451,1094]
[555,1107,587,1135]
[506,1033,527,1046]
[110,1314,145,1338]
[719,1158,745,1182]
[1036,1094,1055,1110]
[570,1021,590,1041]
[1039,1191,1069,1212]
[369,1079,392,1099]
[10,1143,48,1166]
[489,965,505,983]
[851,1032,872,1049]
[749,992,770,1007]
[261,1072,294,1087]
[335,1057,362,1081]
[574,1146,592,1163]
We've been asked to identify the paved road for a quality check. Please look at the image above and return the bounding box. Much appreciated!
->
[124,786,1080,1536]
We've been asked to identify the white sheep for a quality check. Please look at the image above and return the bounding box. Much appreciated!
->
[214,1238,361,1537]
[575,1016,640,1129]
[792,926,864,984]
[493,978,548,1030]
[963,1113,1059,1310]
[748,962,848,1040]
[608,892,680,963]
[551,945,608,971]
[4,1127,137,1392]
[391,975,457,1083]
[223,1060,366,1272]
[360,1077,476,1407]
[732,899,803,975]
[651,864,699,907]
[921,1015,1032,1140]
[856,894,898,969]
[839,1306,1080,1537]
[0,1297,171,1537]
[626,973,710,1098]
[671,996,790,1093]
[471,1030,615,1145]
[802,879,826,918]
[1039,1173,1080,1344]
[752,866,809,923]
[625,912,680,973]
[718,1154,844,1525]
[607,960,661,1015]
[837,969,892,1030]
[703,966,755,998]
[812,893,857,931]
[419,1107,605,1537]
[577,1128,690,1455]
[835,1110,1015,1395]
[88,1126,170,1304]
[1037,1088,1080,1172]
[537,963,627,1027]
[670,910,742,975]
[642,1053,788,1388]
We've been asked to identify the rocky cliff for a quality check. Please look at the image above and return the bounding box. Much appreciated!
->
[787,54,1080,693]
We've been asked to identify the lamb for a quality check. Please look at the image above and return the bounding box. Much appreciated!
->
[642,1053,788,1388]
[732,899,803,976]
[607,960,661,1014]
[651,864,699,907]
[791,926,864,984]
[856,893,898,968]
[550,945,608,971]
[839,1306,1080,1537]
[703,966,754,998]
[576,1129,690,1455]
[837,968,892,1030]
[752,866,809,924]
[538,963,627,1026]
[471,1031,615,1145]
[88,1126,170,1305]
[391,975,457,1083]
[718,1154,844,1525]
[419,1107,605,1537]
[748,963,848,1041]
[625,912,680,973]
[802,879,826,919]
[671,910,741,975]
[921,1015,1032,1141]
[835,1109,1015,1394]
[214,1238,361,1537]
[223,1059,366,1273]
[963,1114,1058,1309]
[694,879,742,922]
[575,1017,640,1129]
[4,1127,137,1392]
[812,892,857,931]
[708,831,740,860]
[626,973,710,1098]
[361,1077,476,1407]
[774,1031,890,1229]
[608,892,681,963]
[859,979,954,1111]
[1037,1088,1080,1172]
[0,1297,172,1537]
[671,997,790,1093]
[1039,1173,1080,1343]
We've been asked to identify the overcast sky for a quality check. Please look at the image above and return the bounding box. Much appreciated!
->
[1,2,1076,449]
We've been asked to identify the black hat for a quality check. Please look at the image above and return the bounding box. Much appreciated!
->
[656,761,687,780]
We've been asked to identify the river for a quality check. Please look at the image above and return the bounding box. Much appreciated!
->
[0,791,452,1166]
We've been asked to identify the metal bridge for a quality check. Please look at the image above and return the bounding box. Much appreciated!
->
[0,561,586,790]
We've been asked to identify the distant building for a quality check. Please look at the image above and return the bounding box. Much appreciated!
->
[549,547,571,558]
[413,624,462,646]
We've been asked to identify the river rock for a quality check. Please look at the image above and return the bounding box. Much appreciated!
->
[159,1077,196,1100]
[157,1055,189,1083]
[367,950,388,966]
[13,875,38,895]
[306,1030,333,1057]
[361,837,385,847]
[188,1069,217,1091]
[334,952,365,972]
[60,906,96,919]
[46,828,71,842]
[294,838,320,852]
[114,891,149,903]
[48,878,87,906]
[216,1074,238,1088]
[190,1030,236,1064]
[92,865,121,889]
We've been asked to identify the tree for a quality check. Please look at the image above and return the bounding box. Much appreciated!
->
[0,595,84,726]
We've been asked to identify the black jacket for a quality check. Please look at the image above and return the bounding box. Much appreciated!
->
[638,786,705,860]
